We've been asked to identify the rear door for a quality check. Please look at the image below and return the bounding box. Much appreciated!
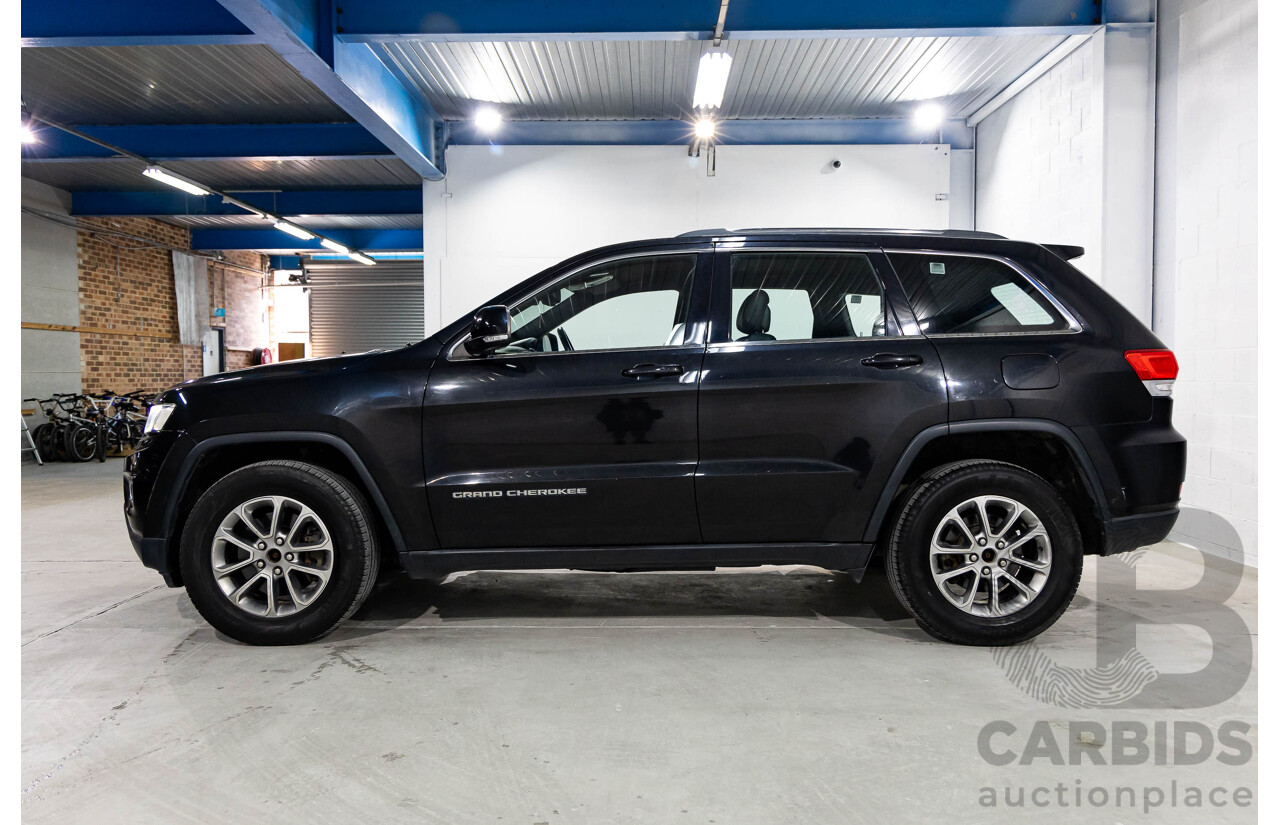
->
[695,245,948,543]
[423,249,712,549]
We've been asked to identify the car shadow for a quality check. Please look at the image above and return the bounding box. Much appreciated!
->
[336,564,918,636]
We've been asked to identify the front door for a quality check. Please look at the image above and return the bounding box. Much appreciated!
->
[696,246,948,544]
[424,250,711,549]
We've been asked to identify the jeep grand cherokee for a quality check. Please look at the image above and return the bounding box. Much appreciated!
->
[124,229,1185,646]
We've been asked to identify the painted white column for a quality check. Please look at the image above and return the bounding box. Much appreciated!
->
[1096,24,1157,325]
[423,171,448,336]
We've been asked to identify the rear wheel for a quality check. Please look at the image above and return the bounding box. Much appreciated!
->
[884,460,1083,645]
[180,460,380,645]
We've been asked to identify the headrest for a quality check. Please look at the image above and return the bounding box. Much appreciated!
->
[736,290,772,335]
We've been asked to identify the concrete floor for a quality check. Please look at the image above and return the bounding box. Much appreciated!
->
[23,459,1257,824]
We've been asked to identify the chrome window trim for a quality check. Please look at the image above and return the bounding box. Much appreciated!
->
[445,248,708,361]
[882,248,1083,336]
[706,334,926,352]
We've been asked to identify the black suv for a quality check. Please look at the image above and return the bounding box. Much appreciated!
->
[124,229,1185,646]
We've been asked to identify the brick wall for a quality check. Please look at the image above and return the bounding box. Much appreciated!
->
[76,218,268,394]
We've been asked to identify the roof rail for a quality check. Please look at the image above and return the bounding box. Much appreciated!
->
[675,227,1008,240]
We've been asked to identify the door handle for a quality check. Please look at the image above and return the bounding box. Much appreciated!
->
[860,352,924,369]
[622,363,684,378]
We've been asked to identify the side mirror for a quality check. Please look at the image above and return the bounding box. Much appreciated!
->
[463,305,513,357]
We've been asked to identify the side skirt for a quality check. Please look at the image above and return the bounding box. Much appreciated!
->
[400,542,875,582]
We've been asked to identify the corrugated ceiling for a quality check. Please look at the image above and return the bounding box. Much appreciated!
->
[21,44,350,124]
[20,156,420,191]
[160,214,423,230]
[374,34,1068,121]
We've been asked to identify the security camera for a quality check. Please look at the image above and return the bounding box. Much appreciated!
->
[831,159,842,169]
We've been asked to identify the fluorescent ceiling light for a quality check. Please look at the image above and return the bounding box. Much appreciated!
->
[693,117,716,140]
[274,220,315,241]
[474,107,502,133]
[20,124,36,144]
[348,252,376,266]
[913,103,945,131]
[692,52,732,109]
[142,165,209,196]
[320,238,350,254]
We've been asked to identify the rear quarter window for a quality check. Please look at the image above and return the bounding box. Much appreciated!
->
[886,252,1070,335]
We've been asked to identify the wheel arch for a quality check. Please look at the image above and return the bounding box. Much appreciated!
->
[864,420,1108,555]
[161,432,407,586]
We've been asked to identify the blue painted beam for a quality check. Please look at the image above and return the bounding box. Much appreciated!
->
[20,0,259,46]
[192,227,423,252]
[71,189,422,217]
[335,0,1105,39]
[450,118,974,150]
[22,123,392,162]
[215,0,443,180]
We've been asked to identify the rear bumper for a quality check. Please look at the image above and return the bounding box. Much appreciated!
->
[1098,507,1180,556]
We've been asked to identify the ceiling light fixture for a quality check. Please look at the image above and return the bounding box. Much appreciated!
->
[348,252,376,266]
[474,107,503,134]
[913,103,945,132]
[320,238,350,254]
[274,220,315,241]
[20,123,37,144]
[142,165,210,196]
[692,52,732,109]
[693,117,717,140]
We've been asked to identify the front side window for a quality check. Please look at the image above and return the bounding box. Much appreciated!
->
[728,252,888,342]
[495,254,697,355]
[886,253,1070,335]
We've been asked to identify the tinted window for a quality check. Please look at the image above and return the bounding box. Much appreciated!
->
[499,254,697,354]
[729,252,887,342]
[887,253,1069,334]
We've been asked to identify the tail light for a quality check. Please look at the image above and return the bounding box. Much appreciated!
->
[1125,349,1178,396]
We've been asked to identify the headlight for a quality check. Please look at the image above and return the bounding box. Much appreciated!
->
[143,403,176,434]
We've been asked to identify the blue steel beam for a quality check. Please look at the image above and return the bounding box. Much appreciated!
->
[192,227,423,252]
[71,189,422,218]
[21,123,392,163]
[20,0,261,46]
[335,0,1107,40]
[215,0,444,180]
[449,118,974,150]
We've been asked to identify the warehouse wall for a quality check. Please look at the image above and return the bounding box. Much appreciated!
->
[1154,0,1258,564]
[77,216,198,393]
[21,179,81,402]
[78,221,270,392]
[423,143,953,331]
[21,179,270,407]
[975,38,1102,279]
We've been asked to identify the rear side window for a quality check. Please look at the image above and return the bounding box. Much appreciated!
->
[729,252,887,341]
[886,253,1070,335]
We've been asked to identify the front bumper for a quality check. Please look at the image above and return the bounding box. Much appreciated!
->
[123,430,191,587]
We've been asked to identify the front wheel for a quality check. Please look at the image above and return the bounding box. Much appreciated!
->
[63,423,96,462]
[884,460,1083,645]
[180,460,380,645]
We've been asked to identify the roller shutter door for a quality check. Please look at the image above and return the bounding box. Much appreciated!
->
[306,261,424,357]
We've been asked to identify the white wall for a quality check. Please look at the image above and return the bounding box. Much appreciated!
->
[21,178,81,407]
[976,38,1102,278]
[1154,0,1258,564]
[423,143,952,331]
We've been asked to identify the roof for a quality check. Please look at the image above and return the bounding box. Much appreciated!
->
[676,228,1008,239]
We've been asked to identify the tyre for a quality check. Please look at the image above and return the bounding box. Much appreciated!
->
[179,460,380,645]
[39,423,62,461]
[64,423,96,462]
[884,460,1083,645]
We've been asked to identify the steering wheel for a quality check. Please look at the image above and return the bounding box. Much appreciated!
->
[556,327,574,351]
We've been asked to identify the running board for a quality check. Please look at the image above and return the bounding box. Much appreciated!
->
[400,542,874,581]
